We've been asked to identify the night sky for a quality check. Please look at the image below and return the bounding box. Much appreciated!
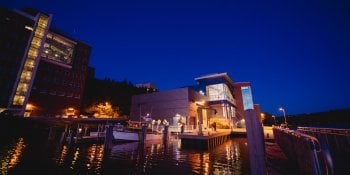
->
[2,0,350,115]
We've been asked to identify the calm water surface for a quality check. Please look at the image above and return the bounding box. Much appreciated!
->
[0,135,249,175]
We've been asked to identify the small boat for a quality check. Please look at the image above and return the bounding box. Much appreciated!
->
[113,131,162,142]
[113,131,139,141]
[112,121,163,142]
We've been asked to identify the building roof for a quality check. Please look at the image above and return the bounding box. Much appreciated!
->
[234,82,251,86]
[194,72,235,86]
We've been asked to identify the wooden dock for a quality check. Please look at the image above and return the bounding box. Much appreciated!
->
[179,130,231,149]
[231,128,247,137]
[72,135,105,144]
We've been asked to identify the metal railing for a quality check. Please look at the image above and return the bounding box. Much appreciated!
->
[297,127,350,174]
[273,127,329,175]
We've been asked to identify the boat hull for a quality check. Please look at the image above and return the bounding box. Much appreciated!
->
[113,131,162,142]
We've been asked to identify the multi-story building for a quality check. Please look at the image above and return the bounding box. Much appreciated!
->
[0,7,91,117]
[193,73,238,128]
[129,73,258,129]
[0,7,37,113]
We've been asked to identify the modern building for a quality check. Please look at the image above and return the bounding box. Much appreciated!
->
[0,7,37,114]
[129,87,209,129]
[192,73,238,128]
[0,7,91,117]
[129,73,258,129]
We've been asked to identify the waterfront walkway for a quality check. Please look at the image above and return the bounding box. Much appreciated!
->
[179,129,231,149]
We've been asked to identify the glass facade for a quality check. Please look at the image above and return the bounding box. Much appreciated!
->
[41,32,75,65]
[12,14,50,106]
[206,84,235,104]
[241,86,254,110]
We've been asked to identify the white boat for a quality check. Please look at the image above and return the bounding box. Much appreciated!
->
[113,131,162,142]
[112,121,163,142]
[113,131,139,141]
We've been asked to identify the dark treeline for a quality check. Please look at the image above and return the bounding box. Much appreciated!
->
[81,77,149,116]
[263,108,350,128]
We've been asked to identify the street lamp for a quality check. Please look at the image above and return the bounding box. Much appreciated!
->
[278,107,287,124]
[272,115,276,125]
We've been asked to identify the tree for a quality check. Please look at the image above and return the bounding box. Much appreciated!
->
[86,102,120,118]
[81,77,150,116]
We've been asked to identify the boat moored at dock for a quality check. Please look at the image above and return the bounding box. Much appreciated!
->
[112,121,164,142]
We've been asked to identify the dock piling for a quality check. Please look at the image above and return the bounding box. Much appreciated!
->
[245,109,267,175]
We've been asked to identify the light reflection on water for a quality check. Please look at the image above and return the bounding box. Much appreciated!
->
[0,136,248,174]
[0,138,26,174]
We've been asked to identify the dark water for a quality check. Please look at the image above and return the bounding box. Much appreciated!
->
[0,135,249,175]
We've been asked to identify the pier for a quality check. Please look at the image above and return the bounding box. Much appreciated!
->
[231,128,247,137]
[179,130,231,149]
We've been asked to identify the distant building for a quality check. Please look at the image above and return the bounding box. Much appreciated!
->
[0,7,91,117]
[135,82,157,93]
[129,73,258,129]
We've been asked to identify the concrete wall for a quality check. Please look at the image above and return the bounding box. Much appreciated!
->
[130,87,208,126]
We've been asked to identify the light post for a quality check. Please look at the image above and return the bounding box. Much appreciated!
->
[272,115,276,125]
[278,107,287,124]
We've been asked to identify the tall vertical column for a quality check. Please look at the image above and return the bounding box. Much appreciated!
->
[245,109,266,175]
[9,13,52,115]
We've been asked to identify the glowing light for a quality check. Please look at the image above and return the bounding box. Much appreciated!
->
[0,138,26,174]
[196,100,205,106]
[12,14,49,106]
[25,26,33,31]
[56,145,68,165]
[25,103,35,111]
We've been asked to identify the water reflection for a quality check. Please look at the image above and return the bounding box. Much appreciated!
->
[107,138,247,175]
[0,138,26,174]
[55,145,68,165]
[0,136,248,174]
[54,144,105,174]
[86,144,104,173]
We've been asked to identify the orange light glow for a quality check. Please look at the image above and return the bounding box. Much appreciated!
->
[26,104,34,110]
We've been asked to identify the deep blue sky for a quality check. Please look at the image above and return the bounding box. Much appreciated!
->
[2,0,350,115]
